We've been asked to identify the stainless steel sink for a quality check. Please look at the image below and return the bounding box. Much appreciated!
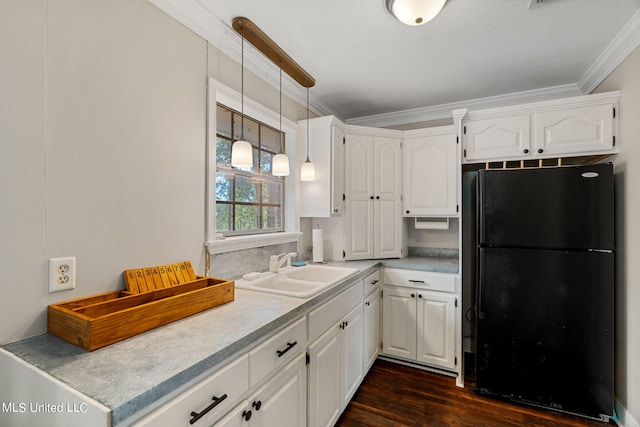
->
[235,265,359,298]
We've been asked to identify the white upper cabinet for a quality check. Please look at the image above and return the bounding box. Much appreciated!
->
[298,116,345,217]
[460,91,620,163]
[463,114,531,161]
[403,127,459,216]
[344,128,402,260]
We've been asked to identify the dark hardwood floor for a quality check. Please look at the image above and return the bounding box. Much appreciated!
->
[335,358,616,427]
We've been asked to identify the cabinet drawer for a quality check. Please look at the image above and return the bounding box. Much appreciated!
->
[133,354,249,427]
[308,280,363,342]
[383,269,456,293]
[363,270,380,296]
[249,317,307,388]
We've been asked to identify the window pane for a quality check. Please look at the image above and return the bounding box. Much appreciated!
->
[217,105,232,138]
[216,172,233,202]
[261,126,280,153]
[235,205,259,231]
[216,203,232,232]
[262,180,282,205]
[235,175,258,203]
[216,137,231,166]
[260,151,273,175]
[262,206,282,229]
[234,116,259,147]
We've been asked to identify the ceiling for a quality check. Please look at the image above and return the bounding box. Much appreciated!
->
[150,0,640,126]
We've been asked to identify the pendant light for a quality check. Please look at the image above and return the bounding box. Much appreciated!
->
[300,87,315,181]
[386,0,446,26]
[272,68,290,176]
[231,32,253,168]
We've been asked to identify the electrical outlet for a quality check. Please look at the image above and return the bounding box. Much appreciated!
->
[49,257,76,293]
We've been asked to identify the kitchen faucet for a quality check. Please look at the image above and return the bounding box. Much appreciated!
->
[269,252,298,273]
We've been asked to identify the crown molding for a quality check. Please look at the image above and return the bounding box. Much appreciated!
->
[346,84,584,127]
[579,9,640,94]
[147,0,340,120]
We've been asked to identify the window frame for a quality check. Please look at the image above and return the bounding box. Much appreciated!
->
[206,79,301,255]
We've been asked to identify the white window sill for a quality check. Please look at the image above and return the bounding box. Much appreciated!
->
[206,232,302,255]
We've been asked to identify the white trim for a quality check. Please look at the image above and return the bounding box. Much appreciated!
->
[615,400,640,427]
[579,9,640,94]
[206,232,302,255]
[346,84,583,127]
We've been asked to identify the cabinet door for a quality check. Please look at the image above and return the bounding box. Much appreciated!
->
[251,354,307,427]
[382,286,417,360]
[403,134,457,216]
[344,134,374,260]
[308,325,342,427]
[532,104,615,156]
[373,137,402,258]
[331,125,345,215]
[363,288,381,372]
[416,292,456,370]
[463,114,531,162]
[341,305,364,407]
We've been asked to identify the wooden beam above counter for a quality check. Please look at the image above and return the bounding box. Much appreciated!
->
[232,16,315,88]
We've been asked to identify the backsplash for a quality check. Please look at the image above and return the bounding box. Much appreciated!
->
[408,247,459,258]
[209,242,298,280]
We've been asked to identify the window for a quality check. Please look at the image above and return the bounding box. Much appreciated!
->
[215,103,285,236]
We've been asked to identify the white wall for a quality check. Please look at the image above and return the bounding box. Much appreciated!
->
[594,46,640,426]
[0,0,208,344]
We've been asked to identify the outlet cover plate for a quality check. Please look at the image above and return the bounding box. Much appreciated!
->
[49,257,76,293]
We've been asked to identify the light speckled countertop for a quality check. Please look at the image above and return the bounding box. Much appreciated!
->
[2,257,457,425]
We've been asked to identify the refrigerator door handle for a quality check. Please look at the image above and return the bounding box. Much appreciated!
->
[477,247,485,320]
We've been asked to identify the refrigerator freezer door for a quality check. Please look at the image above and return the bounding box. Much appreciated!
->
[477,163,614,250]
[475,247,614,419]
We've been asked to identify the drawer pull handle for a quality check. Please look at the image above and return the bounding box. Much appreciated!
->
[190,394,228,424]
[276,341,298,358]
[370,279,379,285]
[409,280,425,284]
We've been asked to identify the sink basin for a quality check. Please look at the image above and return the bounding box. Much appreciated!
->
[235,265,359,298]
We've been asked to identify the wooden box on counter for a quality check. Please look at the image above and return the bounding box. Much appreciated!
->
[48,277,234,351]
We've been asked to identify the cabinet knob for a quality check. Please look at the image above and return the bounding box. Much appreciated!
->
[252,400,262,411]
[411,293,415,298]
[366,301,370,306]
[406,210,410,214]
[523,149,529,154]
[370,279,378,285]
[242,410,252,421]
[376,196,380,199]
[418,294,423,299]
[334,208,338,213]
[538,148,544,154]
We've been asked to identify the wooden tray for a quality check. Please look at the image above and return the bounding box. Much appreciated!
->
[48,277,234,351]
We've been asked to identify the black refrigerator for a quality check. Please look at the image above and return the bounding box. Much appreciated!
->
[475,163,614,421]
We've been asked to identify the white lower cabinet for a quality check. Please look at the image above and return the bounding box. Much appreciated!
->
[214,353,307,427]
[363,287,381,373]
[382,269,460,374]
[307,282,365,427]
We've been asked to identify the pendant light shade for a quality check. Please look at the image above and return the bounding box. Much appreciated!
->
[231,32,254,169]
[300,159,315,181]
[272,152,290,176]
[300,87,315,181]
[386,0,446,26]
[272,68,290,176]
[231,140,253,168]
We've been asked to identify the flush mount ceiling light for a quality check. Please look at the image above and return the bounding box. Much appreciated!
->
[386,0,446,26]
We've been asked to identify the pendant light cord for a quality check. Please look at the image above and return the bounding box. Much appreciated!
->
[240,32,245,141]
[279,68,284,154]
[306,87,310,162]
